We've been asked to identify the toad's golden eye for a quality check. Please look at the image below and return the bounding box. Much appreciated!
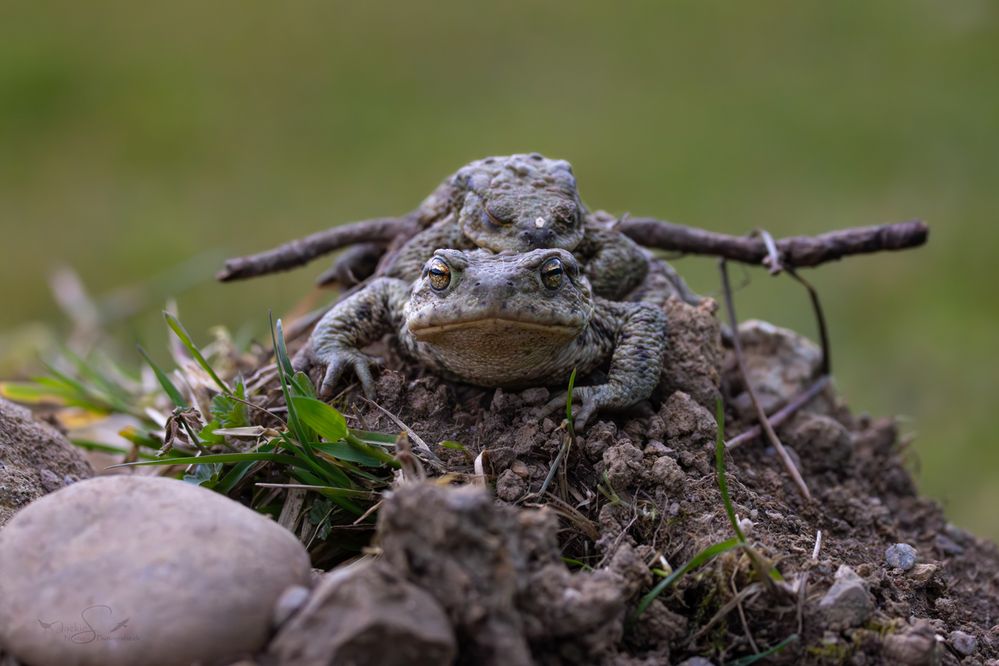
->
[540,257,563,290]
[428,258,451,291]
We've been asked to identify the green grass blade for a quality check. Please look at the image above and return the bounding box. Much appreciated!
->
[715,399,745,543]
[70,439,159,460]
[61,347,132,406]
[40,362,124,413]
[726,634,799,666]
[350,429,398,445]
[634,537,743,618]
[256,483,377,500]
[314,442,387,467]
[137,344,186,408]
[163,311,230,394]
[290,396,348,442]
[110,451,310,469]
[215,459,260,494]
[269,315,311,445]
[274,316,296,378]
[0,382,69,404]
[344,432,400,467]
[285,468,364,515]
[290,371,317,399]
[565,366,577,425]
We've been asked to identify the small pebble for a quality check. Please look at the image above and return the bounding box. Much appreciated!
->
[819,565,872,629]
[272,585,311,629]
[885,543,918,571]
[677,658,715,666]
[948,630,977,656]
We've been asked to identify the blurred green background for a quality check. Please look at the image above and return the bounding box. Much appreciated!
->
[2,1,997,537]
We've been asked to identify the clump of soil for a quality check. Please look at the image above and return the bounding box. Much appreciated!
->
[293,294,999,664]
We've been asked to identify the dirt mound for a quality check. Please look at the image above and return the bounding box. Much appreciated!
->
[295,296,999,664]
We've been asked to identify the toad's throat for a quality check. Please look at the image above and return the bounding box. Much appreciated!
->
[408,317,580,339]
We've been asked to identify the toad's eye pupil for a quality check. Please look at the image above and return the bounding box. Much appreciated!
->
[428,260,451,291]
[540,258,563,289]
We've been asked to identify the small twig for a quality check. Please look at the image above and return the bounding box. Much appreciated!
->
[786,267,831,375]
[755,229,783,275]
[596,511,640,569]
[472,449,488,486]
[726,376,831,449]
[796,572,808,637]
[620,218,928,268]
[306,501,335,549]
[527,493,601,541]
[218,216,417,281]
[352,499,383,526]
[537,434,570,498]
[732,566,761,654]
[720,260,812,501]
[811,529,823,560]
[686,581,764,645]
[361,397,446,471]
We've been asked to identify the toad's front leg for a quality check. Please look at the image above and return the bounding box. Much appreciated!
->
[546,300,667,430]
[294,277,410,397]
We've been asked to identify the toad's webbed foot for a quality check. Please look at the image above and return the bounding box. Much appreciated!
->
[543,383,633,432]
[294,340,384,399]
[294,276,409,398]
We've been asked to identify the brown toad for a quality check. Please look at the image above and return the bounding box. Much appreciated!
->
[296,248,668,430]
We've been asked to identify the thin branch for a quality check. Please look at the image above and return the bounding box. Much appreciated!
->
[217,216,416,281]
[720,259,812,501]
[725,375,831,449]
[786,267,831,375]
[620,217,927,268]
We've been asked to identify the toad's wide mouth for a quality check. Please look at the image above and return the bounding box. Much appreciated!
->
[408,317,581,339]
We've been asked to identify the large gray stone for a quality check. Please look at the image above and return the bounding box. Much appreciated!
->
[0,397,93,527]
[0,475,312,666]
[733,320,824,419]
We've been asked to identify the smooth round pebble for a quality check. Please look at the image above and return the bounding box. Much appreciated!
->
[885,542,918,571]
[0,475,312,666]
